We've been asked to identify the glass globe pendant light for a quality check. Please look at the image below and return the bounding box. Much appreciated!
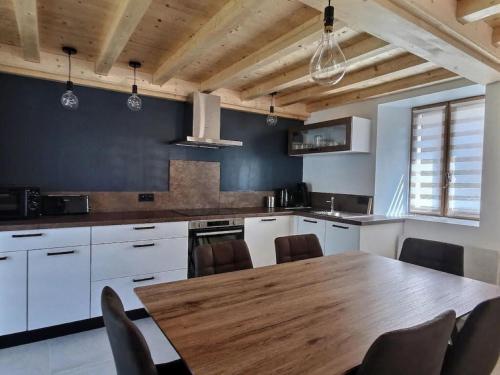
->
[266,93,278,127]
[127,61,142,112]
[309,0,347,86]
[60,46,79,110]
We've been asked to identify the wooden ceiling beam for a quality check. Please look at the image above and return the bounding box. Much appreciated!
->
[299,0,500,84]
[241,35,393,101]
[13,0,40,62]
[276,53,430,106]
[307,68,459,112]
[153,0,262,86]
[200,15,344,92]
[95,0,152,75]
[456,0,500,23]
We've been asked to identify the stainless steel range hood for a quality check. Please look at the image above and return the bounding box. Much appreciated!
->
[174,92,243,148]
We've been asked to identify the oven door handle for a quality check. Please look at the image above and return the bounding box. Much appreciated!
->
[196,229,243,237]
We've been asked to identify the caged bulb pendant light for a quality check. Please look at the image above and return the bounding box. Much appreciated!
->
[266,93,278,127]
[309,0,347,86]
[60,46,79,110]
[127,61,142,111]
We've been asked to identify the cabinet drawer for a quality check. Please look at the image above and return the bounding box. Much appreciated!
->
[0,227,90,252]
[91,222,188,244]
[0,251,27,335]
[90,269,187,317]
[28,245,91,330]
[92,237,188,281]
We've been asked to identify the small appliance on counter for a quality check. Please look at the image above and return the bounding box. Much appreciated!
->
[0,186,41,220]
[274,183,310,208]
[264,195,275,208]
[41,195,90,215]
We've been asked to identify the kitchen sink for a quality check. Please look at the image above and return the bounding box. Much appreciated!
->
[312,210,370,218]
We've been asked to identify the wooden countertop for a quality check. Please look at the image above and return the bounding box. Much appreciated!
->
[0,208,404,232]
[135,252,500,375]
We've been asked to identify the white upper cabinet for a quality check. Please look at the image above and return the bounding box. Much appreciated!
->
[244,216,293,267]
[289,116,371,156]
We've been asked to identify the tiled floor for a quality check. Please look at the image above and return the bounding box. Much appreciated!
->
[0,318,179,375]
[1,320,499,375]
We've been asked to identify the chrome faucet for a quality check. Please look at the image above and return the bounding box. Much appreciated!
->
[326,196,335,213]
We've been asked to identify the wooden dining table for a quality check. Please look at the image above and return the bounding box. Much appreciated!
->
[135,251,500,375]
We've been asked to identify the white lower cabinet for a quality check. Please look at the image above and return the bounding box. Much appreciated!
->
[0,251,27,335]
[324,222,360,255]
[28,245,91,330]
[90,269,187,317]
[296,216,326,249]
[92,238,188,281]
[244,216,292,267]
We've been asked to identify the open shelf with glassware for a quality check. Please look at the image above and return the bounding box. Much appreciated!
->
[288,116,371,156]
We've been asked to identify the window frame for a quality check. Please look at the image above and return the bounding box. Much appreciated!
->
[408,95,485,221]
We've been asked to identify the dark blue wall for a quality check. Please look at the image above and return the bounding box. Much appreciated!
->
[0,73,303,192]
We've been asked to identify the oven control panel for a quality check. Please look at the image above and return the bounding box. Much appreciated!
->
[189,218,244,229]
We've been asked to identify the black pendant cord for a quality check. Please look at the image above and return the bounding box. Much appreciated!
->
[66,51,73,91]
[270,93,276,114]
[132,66,137,94]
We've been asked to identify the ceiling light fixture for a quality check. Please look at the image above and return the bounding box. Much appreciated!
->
[127,61,142,112]
[266,93,278,127]
[60,46,79,110]
[309,0,347,86]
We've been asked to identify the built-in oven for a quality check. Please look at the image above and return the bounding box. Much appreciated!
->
[0,187,41,220]
[188,218,244,278]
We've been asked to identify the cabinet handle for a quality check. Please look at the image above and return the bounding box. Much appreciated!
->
[133,226,156,230]
[12,233,43,238]
[47,250,76,256]
[133,243,155,248]
[304,219,317,224]
[0,256,8,261]
[133,276,155,283]
[331,224,349,230]
[261,218,277,222]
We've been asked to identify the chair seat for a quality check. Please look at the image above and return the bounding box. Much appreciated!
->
[156,359,191,375]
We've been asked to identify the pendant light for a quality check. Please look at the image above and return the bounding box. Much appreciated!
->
[266,93,278,127]
[127,61,142,111]
[309,0,347,86]
[60,46,79,110]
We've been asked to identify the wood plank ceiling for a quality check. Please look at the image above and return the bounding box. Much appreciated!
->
[0,0,499,119]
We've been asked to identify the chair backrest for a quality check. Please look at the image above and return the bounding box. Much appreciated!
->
[355,310,456,375]
[101,286,157,375]
[274,234,323,264]
[442,297,500,375]
[399,237,464,276]
[193,240,253,277]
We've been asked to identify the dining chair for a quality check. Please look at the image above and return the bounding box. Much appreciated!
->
[399,237,464,276]
[193,239,253,277]
[101,286,191,375]
[441,296,500,375]
[350,310,456,375]
[274,234,323,264]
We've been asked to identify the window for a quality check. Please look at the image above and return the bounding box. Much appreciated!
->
[409,96,485,220]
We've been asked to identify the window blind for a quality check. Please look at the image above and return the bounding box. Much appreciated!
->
[410,105,447,215]
[447,98,485,219]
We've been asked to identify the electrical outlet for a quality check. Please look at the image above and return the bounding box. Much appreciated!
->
[138,193,155,202]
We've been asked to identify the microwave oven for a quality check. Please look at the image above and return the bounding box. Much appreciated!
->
[0,187,41,220]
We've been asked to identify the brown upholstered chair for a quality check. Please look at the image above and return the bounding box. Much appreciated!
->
[351,310,456,375]
[399,238,464,276]
[274,234,323,264]
[101,286,191,375]
[193,240,253,277]
[441,297,500,375]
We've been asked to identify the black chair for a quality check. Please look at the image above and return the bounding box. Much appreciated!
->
[399,237,464,276]
[274,234,323,264]
[101,286,191,375]
[441,296,500,375]
[193,239,253,277]
[351,310,456,375]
